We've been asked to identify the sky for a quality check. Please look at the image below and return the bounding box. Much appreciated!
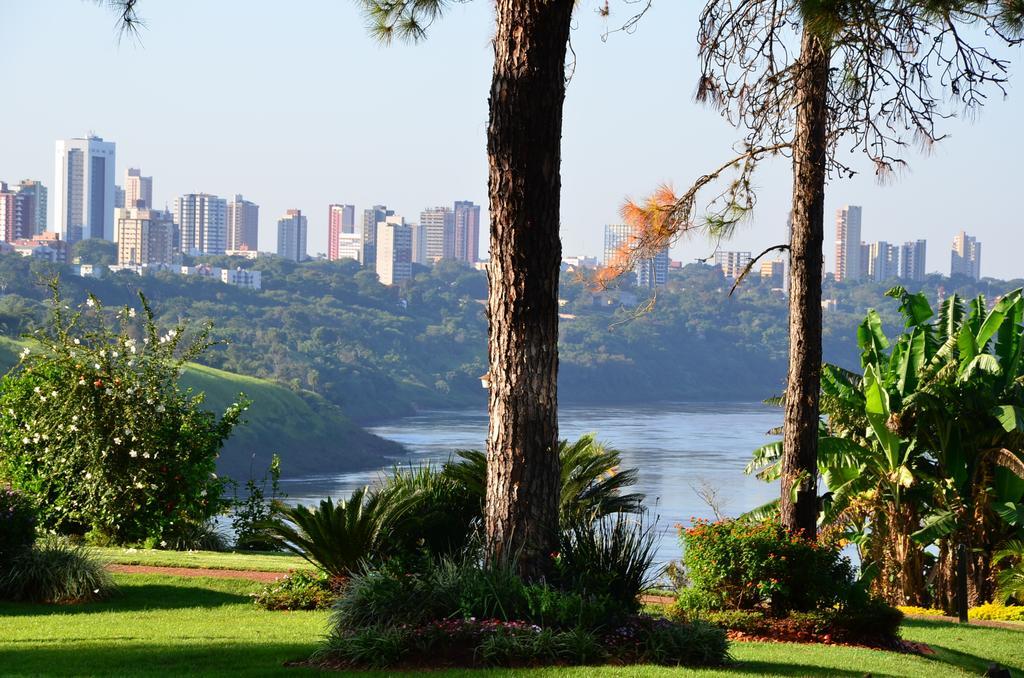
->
[1,1,1022,278]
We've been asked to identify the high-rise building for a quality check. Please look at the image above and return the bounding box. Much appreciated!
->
[418,206,455,264]
[114,207,174,265]
[123,168,153,209]
[603,223,669,288]
[277,209,308,262]
[714,250,752,279]
[834,205,862,282]
[114,185,125,209]
[950,230,981,280]
[227,194,259,252]
[866,241,899,281]
[0,184,15,242]
[376,216,412,286]
[174,193,228,255]
[760,259,786,287]
[13,180,48,238]
[327,204,356,261]
[336,233,363,262]
[453,200,481,263]
[900,239,927,282]
[361,205,392,271]
[53,135,116,243]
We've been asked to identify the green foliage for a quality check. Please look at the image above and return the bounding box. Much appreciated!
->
[0,485,36,560]
[700,603,902,645]
[678,518,858,615]
[374,462,478,558]
[251,569,339,611]
[0,285,247,546]
[443,434,644,527]
[232,454,284,551]
[968,602,1024,621]
[71,238,117,266]
[256,488,399,578]
[1,536,114,603]
[994,539,1024,604]
[555,512,660,612]
[635,617,730,667]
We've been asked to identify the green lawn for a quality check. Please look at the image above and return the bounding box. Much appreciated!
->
[92,546,308,572]
[1,574,1021,677]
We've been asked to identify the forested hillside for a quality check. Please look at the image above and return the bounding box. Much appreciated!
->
[0,251,1019,427]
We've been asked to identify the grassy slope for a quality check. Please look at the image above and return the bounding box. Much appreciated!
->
[0,336,403,479]
[1,572,1021,677]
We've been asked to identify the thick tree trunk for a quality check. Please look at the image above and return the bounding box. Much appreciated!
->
[780,26,829,539]
[484,0,574,579]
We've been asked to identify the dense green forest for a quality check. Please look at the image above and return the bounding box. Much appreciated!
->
[0,251,1020,429]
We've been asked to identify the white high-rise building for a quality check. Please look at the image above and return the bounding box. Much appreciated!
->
[53,135,116,243]
[336,233,363,262]
[276,209,308,262]
[834,205,862,282]
[714,251,752,279]
[418,206,454,264]
[603,223,669,288]
[866,241,899,281]
[376,216,412,286]
[174,193,228,255]
[114,207,174,266]
[950,231,982,280]
[124,168,153,209]
[900,239,927,282]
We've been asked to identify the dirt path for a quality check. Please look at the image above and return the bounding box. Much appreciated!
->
[106,564,285,583]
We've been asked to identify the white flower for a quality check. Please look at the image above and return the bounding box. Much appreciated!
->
[160,540,167,548]
[129,308,137,318]
[72,415,78,422]
[129,450,138,458]
[143,452,151,459]
[78,378,86,385]
[129,346,137,354]
[20,348,30,358]
[126,388,133,395]
[73,338,80,345]
[113,437,122,445]
[105,388,113,395]
[111,351,118,358]
[99,350,106,358]
[143,337,150,344]
[155,404,165,413]
[33,386,41,394]
[68,424,78,432]
[21,437,29,444]
[168,329,177,338]
[39,396,46,402]
[50,391,58,397]
[86,298,95,307]
[94,363,101,370]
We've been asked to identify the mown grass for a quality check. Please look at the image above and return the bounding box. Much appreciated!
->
[91,547,307,572]
[2,573,1021,677]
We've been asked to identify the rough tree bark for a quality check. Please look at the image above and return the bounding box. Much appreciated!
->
[780,25,829,539]
[484,0,575,579]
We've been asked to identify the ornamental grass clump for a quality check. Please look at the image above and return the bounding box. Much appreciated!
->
[1,536,114,603]
[0,282,248,547]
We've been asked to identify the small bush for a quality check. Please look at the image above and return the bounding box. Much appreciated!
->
[1,537,114,603]
[702,600,902,646]
[555,511,660,613]
[232,454,285,551]
[634,618,729,666]
[252,570,340,611]
[0,486,36,561]
[679,518,856,614]
[897,605,945,616]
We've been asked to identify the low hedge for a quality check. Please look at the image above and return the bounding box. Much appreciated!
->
[699,602,903,647]
[899,604,1024,622]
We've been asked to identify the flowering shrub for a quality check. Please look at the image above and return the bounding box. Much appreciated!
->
[0,485,36,560]
[967,603,1024,622]
[678,518,858,614]
[0,284,248,546]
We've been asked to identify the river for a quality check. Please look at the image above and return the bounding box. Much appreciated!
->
[279,402,781,564]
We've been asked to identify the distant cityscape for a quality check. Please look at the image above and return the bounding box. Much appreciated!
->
[0,135,987,294]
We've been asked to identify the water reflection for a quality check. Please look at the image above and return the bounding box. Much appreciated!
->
[279,402,781,564]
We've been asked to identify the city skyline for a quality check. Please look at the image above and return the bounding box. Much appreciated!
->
[2,2,1021,278]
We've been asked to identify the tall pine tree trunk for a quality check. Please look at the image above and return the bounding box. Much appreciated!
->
[780,25,829,539]
[484,0,574,579]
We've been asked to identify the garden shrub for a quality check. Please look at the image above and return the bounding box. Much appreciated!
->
[700,603,903,646]
[554,511,660,613]
[0,286,247,546]
[232,453,284,551]
[0,485,36,561]
[678,518,857,614]
[252,570,340,611]
[0,536,114,603]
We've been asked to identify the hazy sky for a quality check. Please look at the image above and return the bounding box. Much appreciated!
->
[1,1,1021,278]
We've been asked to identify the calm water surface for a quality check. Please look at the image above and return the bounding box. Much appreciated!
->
[280,402,781,564]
